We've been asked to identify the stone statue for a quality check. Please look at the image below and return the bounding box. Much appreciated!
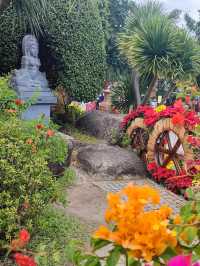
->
[12,35,49,91]
[11,34,56,120]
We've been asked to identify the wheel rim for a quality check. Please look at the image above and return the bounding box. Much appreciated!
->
[155,130,184,174]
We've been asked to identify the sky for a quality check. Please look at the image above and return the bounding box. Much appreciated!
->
[136,0,199,22]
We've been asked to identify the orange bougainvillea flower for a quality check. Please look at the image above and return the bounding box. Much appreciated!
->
[172,113,185,126]
[46,129,55,137]
[93,225,110,240]
[15,99,24,106]
[173,215,182,225]
[36,124,44,130]
[93,184,177,262]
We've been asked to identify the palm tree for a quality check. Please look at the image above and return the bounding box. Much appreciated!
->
[118,1,199,105]
[0,0,48,34]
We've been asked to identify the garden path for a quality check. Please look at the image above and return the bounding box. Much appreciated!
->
[58,129,186,265]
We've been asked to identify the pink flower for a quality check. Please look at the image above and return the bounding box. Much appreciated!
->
[168,255,200,266]
[193,263,200,266]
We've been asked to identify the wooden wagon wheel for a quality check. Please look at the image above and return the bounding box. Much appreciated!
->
[147,118,193,174]
[127,118,149,161]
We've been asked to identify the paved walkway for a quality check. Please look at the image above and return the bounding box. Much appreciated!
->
[93,178,186,214]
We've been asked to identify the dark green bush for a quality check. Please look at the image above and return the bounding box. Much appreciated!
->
[0,6,24,75]
[44,0,106,102]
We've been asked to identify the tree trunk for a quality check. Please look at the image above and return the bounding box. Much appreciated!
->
[142,75,158,104]
[132,69,141,106]
[161,81,176,104]
[0,0,11,11]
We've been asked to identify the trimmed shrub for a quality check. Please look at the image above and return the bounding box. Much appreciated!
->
[44,0,106,102]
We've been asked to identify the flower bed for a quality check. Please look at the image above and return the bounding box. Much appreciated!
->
[121,99,200,195]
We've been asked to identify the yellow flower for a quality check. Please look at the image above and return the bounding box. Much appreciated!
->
[155,105,166,113]
[166,161,175,170]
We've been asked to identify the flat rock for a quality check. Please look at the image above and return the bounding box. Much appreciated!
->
[77,144,146,179]
[76,111,123,141]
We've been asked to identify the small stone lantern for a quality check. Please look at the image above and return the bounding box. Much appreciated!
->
[99,81,112,112]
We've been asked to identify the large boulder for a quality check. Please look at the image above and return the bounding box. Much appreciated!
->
[77,144,146,179]
[76,111,124,141]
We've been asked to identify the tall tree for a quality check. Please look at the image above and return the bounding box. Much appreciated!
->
[185,12,200,41]
[106,0,135,76]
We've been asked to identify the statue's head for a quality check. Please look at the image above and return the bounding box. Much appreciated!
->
[22,35,39,58]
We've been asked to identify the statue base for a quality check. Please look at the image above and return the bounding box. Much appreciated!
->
[17,90,57,121]
[21,104,54,121]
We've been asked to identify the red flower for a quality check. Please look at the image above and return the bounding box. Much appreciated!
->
[120,110,138,129]
[185,95,191,105]
[15,99,24,106]
[185,111,200,130]
[172,113,185,126]
[166,175,192,191]
[147,162,157,171]
[14,253,37,266]
[174,99,183,109]
[36,124,44,130]
[46,129,55,137]
[19,229,30,243]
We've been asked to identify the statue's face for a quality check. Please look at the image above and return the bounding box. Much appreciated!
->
[29,40,38,57]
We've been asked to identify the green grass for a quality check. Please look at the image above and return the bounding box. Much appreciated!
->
[28,167,89,266]
[63,124,100,144]
[30,206,88,266]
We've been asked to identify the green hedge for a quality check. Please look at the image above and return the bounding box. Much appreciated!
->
[0,0,106,102]
[0,5,24,75]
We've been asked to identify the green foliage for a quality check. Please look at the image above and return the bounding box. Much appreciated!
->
[0,0,49,35]
[111,76,134,113]
[0,4,24,75]
[66,102,85,125]
[17,118,67,164]
[44,0,106,102]
[54,168,76,206]
[0,117,57,247]
[106,0,135,76]
[118,0,200,101]
[63,124,100,144]
[30,206,87,266]
[0,76,17,106]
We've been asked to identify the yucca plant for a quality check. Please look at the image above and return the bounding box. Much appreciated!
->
[118,1,200,104]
